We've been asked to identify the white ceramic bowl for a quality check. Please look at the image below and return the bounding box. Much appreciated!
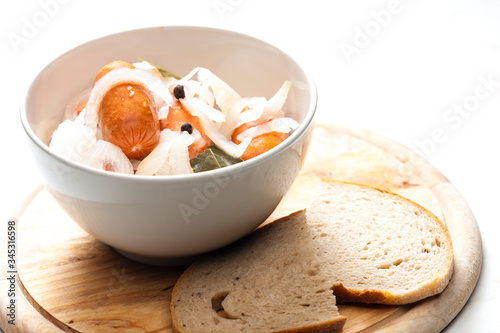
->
[20,26,317,265]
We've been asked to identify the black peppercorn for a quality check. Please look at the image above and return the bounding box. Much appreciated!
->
[173,84,185,99]
[181,123,193,134]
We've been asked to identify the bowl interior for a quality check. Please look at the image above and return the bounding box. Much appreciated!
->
[23,26,314,148]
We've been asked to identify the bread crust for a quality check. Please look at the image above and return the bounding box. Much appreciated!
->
[332,283,390,304]
[274,316,346,333]
[171,316,346,333]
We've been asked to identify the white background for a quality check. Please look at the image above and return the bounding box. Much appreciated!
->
[1,0,499,331]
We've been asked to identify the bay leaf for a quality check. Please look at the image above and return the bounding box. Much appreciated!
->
[190,145,243,173]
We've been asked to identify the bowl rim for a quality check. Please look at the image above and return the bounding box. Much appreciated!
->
[19,25,317,183]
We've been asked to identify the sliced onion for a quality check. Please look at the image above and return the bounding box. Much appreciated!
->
[35,119,61,146]
[198,79,216,107]
[178,67,201,83]
[182,79,201,98]
[237,80,292,130]
[232,97,267,129]
[84,67,175,130]
[154,78,178,120]
[197,68,241,115]
[136,130,194,176]
[183,97,225,123]
[49,120,96,161]
[164,133,194,175]
[179,67,241,115]
[236,117,299,142]
[159,128,195,144]
[157,104,170,120]
[188,127,206,149]
[180,79,215,107]
[135,142,169,176]
[64,87,91,121]
[180,99,251,157]
[190,127,203,141]
[79,140,134,174]
[132,61,159,73]
[263,80,292,119]
[74,107,87,125]
[218,98,249,138]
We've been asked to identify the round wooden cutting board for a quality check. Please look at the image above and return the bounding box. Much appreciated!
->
[1,124,482,333]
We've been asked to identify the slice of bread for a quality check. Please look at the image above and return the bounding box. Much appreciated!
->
[170,210,347,333]
[307,181,454,305]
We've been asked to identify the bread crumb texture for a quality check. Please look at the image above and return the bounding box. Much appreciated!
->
[170,211,346,333]
[308,181,454,305]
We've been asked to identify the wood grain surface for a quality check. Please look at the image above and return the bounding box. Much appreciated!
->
[0,124,482,333]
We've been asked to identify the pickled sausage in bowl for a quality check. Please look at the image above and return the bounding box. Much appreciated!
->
[50,60,299,176]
